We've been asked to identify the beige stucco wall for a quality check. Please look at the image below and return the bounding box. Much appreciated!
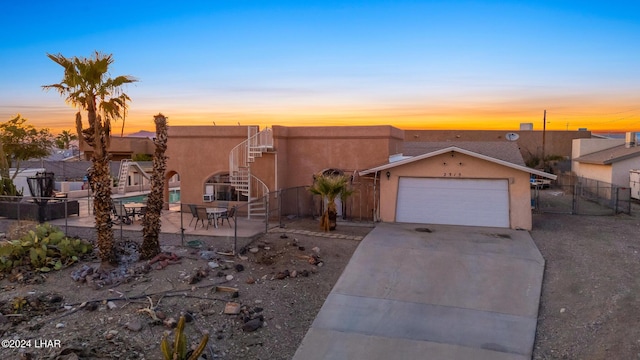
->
[378,152,533,230]
[166,126,250,206]
[272,125,404,189]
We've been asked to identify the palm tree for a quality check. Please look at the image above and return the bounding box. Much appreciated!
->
[140,114,168,260]
[43,52,137,265]
[55,130,78,149]
[308,173,353,231]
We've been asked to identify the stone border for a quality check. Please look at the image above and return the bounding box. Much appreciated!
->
[269,227,363,241]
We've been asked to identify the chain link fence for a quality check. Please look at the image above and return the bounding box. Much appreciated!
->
[533,174,631,215]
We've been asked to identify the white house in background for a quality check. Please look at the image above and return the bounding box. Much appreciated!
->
[572,132,640,187]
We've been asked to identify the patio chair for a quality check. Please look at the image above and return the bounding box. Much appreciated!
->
[112,202,133,225]
[188,204,198,226]
[218,206,236,228]
[194,206,210,230]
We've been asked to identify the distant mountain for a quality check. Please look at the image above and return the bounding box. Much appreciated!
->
[126,130,155,138]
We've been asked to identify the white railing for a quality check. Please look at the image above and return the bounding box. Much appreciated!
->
[228,127,273,217]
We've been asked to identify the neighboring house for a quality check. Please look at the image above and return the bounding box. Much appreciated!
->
[404,129,591,166]
[166,125,556,230]
[79,135,155,161]
[572,133,640,187]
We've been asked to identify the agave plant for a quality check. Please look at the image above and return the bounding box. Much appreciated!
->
[160,315,209,360]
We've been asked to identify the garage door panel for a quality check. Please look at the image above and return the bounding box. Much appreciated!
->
[396,178,509,227]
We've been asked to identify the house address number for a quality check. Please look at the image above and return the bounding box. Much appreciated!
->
[443,172,462,177]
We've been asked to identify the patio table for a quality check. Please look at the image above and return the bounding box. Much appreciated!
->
[206,207,227,228]
[124,202,147,220]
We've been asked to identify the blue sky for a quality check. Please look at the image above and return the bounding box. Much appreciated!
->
[1,1,639,133]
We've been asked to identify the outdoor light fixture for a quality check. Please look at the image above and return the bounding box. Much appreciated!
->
[386,171,391,180]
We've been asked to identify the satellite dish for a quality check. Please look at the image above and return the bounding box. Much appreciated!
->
[506,132,520,141]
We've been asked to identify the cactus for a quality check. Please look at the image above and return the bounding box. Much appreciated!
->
[160,315,209,360]
[0,223,91,273]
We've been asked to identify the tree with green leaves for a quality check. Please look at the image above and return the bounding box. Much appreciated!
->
[308,173,353,231]
[55,129,78,149]
[0,114,54,196]
[43,52,137,265]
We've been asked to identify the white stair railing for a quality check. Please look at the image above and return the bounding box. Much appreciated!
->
[229,127,273,218]
[117,159,131,195]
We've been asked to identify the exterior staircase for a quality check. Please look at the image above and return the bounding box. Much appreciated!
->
[117,159,132,195]
[229,127,273,219]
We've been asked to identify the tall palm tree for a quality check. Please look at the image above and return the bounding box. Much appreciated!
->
[43,51,137,265]
[308,173,353,231]
[140,114,168,260]
[55,129,78,149]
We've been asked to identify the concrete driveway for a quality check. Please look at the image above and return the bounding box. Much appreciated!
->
[293,222,545,360]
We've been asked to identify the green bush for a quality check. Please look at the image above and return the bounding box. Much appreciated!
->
[0,223,92,273]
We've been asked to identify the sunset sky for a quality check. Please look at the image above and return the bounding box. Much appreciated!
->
[1,1,639,135]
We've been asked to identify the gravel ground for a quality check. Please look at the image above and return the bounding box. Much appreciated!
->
[2,206,640,360]
[0,219,371,360]
[531,203,640,360]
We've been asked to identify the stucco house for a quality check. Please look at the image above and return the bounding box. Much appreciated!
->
[359,142,555,230]
[572,132,640,187]
[165,125,556,230]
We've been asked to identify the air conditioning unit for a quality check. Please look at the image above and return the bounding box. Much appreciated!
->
[203,194,214,202]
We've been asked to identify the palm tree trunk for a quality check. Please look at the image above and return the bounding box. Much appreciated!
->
[92,151,116,264]
[140,114,168,260]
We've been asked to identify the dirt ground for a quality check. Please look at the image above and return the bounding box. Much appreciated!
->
[0,219,370,360]
[531,203,640,360]
[1,206,640,360]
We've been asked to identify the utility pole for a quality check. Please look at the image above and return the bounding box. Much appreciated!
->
[542,110,547,170]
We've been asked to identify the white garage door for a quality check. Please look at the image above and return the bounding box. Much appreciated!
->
[396,177,510,227]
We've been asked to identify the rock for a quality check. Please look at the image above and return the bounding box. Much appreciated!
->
[560,308,566,313]
[249,247,259,254]
[106,301,117,310]
[225,274,234,281]
[290,270,298,278]
[125,319,143,332]
[208,261,220,269]
[164,317,177,328]
[183,311,195,322]
[156,311,166,320]
[239,256,249,261]
[199,251,217,260]
[242,318,263,332]
[275,270,290,280]
[312,246,320,254]
[224,302,241,315]
[280,233,289,239]
[300,270,310,277]
[298,246,306,251]
[55,323,65,329]
[246,276,256,284]
[317,261,324,267]
[264,246,271,250]
[85,302,98,311]
[105,330,118,340]
[0,313,8,324]
[235,264,245,272]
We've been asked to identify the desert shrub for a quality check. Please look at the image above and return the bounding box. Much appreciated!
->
[0,223,92,273]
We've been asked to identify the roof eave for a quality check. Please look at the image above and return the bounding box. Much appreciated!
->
[359,146,557,180]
